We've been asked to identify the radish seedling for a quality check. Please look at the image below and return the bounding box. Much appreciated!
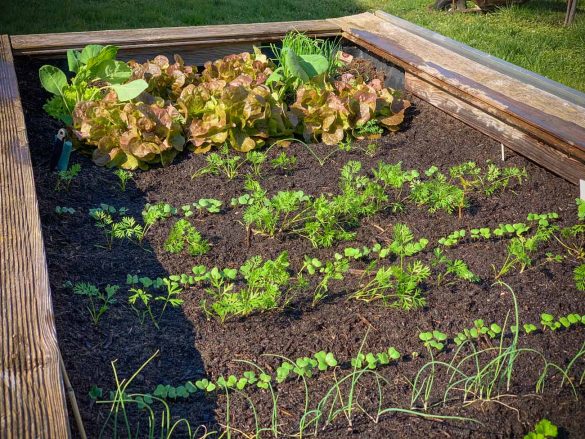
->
[55,206,75,215]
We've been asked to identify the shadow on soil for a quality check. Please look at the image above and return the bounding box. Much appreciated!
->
[15,57,218,438]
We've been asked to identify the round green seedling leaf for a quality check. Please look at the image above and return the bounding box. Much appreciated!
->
[388,347,400,360]
[39,65,68,95]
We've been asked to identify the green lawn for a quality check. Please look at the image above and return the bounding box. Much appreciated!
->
[2,0,584,91]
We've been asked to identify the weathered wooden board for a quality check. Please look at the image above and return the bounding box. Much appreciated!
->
[10,19,340,56]
[0,35,69,438]
[330,13,585,183]
[406,74,585,183]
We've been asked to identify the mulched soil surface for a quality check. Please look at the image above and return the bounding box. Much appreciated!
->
[15,56,584,439]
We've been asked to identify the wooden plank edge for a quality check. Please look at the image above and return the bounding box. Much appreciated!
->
[405,73,585,184]
[0,34,70,438]
[373,10,585,109]
[341,29,585,165]
[10,19,341,55]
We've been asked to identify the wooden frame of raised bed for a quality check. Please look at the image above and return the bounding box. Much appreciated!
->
[1,11,584,438]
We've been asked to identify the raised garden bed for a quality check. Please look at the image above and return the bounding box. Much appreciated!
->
[2,12,585,439]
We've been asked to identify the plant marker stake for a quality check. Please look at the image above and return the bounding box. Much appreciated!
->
[501,144,505,162]
[580,179,585,201]
[57,140,73,172]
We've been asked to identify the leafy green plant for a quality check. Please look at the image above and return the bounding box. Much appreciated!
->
[494,221,554,278]
[351,261,430,310]
[289,74,410,145]
[241,179,312,237]
[198,252,290,322]
[55,163,81,191]
[524,418,558,439]
[192,144,245,179]
[55,206,76,215]
[39,44,147,125]
[182,198,223,217]
[141,202,176,239]
[180,50,289,154]
[66,281,118,325]
[553,200,585,260]
[354,119,383,138]
[449,161,526,217]
[246,150,267,176]
[574,263,585,291]
[267,31,340,98]
[432,248,479,286]
[453,320,502,346]
[127,276,183,329]
[164,219,210,256]
[373,161,419,212]
[113,169,133,191]
[89,204,144,249]
[419,330,448,352]
[128,54,197,101]
[409,166,465,215]
[73,96,186,170]
[438,229,466,247]
[301,253,349,305]
[351,347,401,370]
[271,151,297,171]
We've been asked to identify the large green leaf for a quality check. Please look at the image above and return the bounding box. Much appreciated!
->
[39,65,68,95]
[67,49,81,73]
[109,79,148,101]
[93,60,132,84]
[283,48,309,82]
[299,54,329,77]
[79,44,105,64]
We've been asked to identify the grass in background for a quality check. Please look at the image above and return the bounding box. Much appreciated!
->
[2,0,583,91]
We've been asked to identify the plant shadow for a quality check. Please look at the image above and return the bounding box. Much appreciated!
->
[15,56,219,438]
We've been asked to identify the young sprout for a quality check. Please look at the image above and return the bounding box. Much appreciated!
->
[55,206,76,215]
[246,151,266,176]
[271,151,297,171]
[114,169,133,191]
[55,163,81,191]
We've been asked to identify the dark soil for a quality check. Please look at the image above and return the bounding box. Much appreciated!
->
[15,55,585,439]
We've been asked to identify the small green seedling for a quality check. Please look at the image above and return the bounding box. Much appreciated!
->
[192,144,244,180]
[540,313,561,331]
[419,330,447,351]
[438,229,466,247]
[113,169,133,191]
[67,281,118,325]
[454,320,502,345]
[246,150,267,176]
[88,385,103,400]
[271,151,297,171]
[524,418,558,439]
[470,227,491,240]
[351,347,400,369]
[164,219,210,256]
[56,163,81,191]
[89,204,144,249]
[55,206,76,215]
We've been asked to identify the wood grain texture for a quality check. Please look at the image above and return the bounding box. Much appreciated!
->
[330,13,585,182]
[10,19,340,56]
[406,74,585,183]
[0,35,69,438]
